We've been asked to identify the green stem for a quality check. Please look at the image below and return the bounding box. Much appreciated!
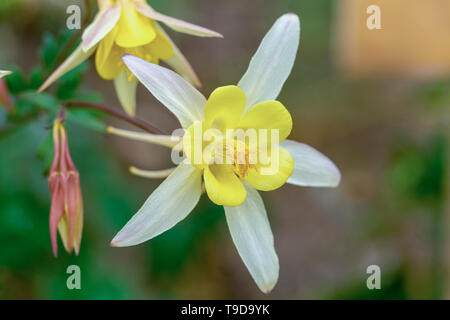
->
[63,101,165,135]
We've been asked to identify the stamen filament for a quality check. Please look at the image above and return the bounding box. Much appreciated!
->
[107,126,181,149]
[129,166,175,179]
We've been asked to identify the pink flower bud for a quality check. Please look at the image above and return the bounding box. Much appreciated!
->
[48,120,83,257]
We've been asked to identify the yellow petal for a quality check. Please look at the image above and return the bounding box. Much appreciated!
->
[115,0,156,48]
[96,25,117,64]
[204,165,247,206]
[244,146,294,191]
[204,85,246,131]
[146,27,174,62]
[114,68,137,115]
[238,100,292,145]
[96,26,123,79]
[125,45,152,62]
[58,216,71,253]
[183,121,208,169]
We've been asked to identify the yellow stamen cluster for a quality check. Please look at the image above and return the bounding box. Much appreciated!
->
[227,140,259,178]
[182,85,294,207]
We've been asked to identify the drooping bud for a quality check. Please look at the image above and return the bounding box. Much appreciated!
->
[48,120,84,256]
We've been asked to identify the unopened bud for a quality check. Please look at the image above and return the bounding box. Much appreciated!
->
[48,120,84,256]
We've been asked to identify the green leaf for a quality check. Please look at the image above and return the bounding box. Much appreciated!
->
[387,134,447,203]
[29,66,44,90]
[20,91,59,112]
[40,30,78,72]
[40,33,60,70]
[5,67,28,94]
[11,100,34,117]
[55,64,87,100]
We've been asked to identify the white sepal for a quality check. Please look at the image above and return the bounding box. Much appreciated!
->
[81,2,121,51]
[111,163,202,247]
[238,13,300,109]
[0,70,12,78]
[224,184,279,293]
[281,139,341,187]
[134,2,223,38]
[114,69,138,116]
[38,44,95,93]
[122,54,206,128]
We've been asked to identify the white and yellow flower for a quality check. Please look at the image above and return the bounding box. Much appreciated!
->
[109,14,341,293]
[38,0,222,115]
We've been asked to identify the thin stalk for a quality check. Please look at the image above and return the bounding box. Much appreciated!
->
[63,101,165,135]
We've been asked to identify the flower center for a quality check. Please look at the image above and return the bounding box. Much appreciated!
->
[225,139,259,179]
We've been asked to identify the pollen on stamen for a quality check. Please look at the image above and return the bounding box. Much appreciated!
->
[230,142,258,179]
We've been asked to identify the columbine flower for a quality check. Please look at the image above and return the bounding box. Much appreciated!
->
[38,0,222,115]
[109,14,341,293]
[48,119,84,256]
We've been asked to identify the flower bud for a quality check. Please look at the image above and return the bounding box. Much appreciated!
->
[48,120,83,256]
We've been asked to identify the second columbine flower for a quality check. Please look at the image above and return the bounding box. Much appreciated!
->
[39,0,222,115]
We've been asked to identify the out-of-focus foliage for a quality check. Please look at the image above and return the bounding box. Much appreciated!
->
[4,29,104,125]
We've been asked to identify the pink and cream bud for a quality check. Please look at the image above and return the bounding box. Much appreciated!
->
[48,120,84,257]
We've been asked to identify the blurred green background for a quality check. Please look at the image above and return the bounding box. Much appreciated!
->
[0,0,449,299]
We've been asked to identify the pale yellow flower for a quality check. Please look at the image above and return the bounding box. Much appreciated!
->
[108,14,341,293]
[39,0,222,115]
